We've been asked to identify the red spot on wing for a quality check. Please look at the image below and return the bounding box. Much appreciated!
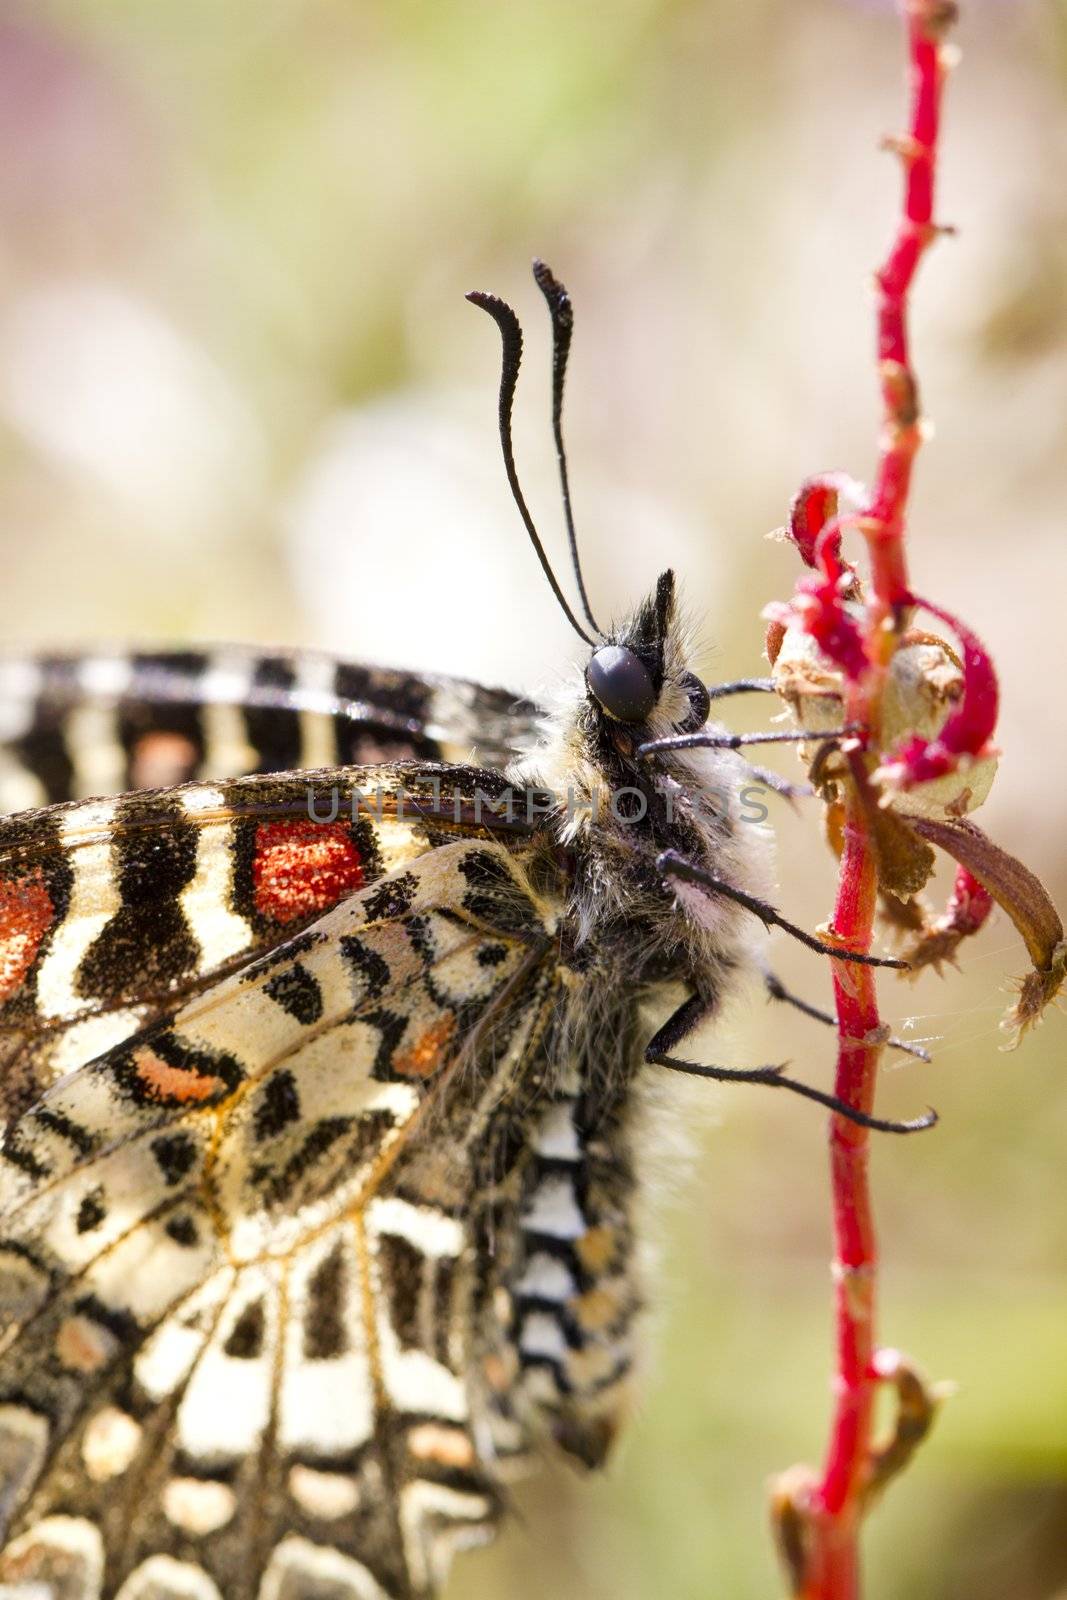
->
[393,1015,456,1079]
[0,869,54,1003]
[252,821,364,925]
[132,1046,224,1105]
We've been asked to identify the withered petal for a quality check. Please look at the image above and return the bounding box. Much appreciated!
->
[910,815,1066,1038]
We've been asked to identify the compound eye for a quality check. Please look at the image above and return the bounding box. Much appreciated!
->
[585,645,656,723]
[677,671,711,733]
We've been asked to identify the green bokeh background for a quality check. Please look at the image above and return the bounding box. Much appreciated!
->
[1,2,1065,1595]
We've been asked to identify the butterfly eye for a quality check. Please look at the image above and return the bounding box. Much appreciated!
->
[677,671,711,733]
[586,645,656,723]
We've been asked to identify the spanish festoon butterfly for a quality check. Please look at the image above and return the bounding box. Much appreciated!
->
[0,262,918,1600]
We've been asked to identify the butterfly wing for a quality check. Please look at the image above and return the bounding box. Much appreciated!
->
[0,764,531,1121]
[0,827,562,1600]
[0,648,541,810]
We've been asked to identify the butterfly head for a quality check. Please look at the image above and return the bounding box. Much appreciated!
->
[584,570,710,739]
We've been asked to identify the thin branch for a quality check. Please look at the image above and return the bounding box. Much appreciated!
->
[775,7,958,1597]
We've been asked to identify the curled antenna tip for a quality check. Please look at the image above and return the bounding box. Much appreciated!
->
[466,289,514,316]
[532,258,573,319]
[466,280,597,648]
[529,258,603,639]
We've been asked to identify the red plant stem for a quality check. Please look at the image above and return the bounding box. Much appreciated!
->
[800,7,954,1597]
[802,772,882,1599]
[866,7,947,614]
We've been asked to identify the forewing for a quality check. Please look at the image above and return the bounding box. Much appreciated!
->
[0,648,541,809]
[0,763,530,1124]
[0,834,557,1600]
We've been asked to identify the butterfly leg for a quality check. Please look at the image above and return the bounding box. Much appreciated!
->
[705,675,776,701]
[735,762,813,804]
[644,991,936,1133]
[637,725,858,759]
[657,849,908,970]
[760,963,931,1062]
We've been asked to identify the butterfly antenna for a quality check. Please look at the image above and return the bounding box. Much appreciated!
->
[532,259,605,640]
[467,288,599,648]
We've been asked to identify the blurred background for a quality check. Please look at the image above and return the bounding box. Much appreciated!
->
[1,0,1065,1594]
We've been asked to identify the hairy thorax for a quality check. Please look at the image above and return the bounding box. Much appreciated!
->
[511,669,773,998]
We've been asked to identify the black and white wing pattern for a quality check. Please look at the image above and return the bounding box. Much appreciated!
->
[0,647,541,810]
[0,761,498,1120]
[0,770,643,1600]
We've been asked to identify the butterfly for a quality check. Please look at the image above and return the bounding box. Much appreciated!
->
[0,263,917,1600]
